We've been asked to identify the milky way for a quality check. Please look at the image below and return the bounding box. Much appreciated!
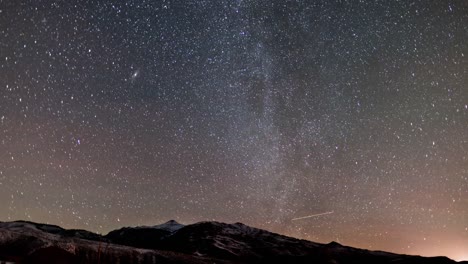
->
[1,0,467,261]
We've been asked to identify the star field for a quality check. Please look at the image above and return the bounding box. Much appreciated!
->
[1,0,468,261]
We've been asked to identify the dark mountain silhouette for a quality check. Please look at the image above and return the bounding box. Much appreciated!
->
[24,246,78,264]
[0,220,466,264]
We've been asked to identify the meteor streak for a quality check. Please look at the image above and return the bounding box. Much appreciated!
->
[292,211,334,221]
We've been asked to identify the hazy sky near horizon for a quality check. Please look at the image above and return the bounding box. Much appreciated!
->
[1,0,467,261]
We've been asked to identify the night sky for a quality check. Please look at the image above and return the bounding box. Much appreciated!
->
[1,0,468,261]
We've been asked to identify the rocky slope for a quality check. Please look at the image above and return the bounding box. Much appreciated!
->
[0,220,465,264]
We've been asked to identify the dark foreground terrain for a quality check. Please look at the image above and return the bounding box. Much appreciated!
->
[0,220,466,264]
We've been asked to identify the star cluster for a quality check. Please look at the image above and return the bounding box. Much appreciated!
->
[1,0,467,261]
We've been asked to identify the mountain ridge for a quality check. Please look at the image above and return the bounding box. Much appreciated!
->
[0,220,466,264]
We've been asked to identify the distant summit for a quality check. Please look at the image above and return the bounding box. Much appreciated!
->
[0,220,466,264]
[152,220,184,232]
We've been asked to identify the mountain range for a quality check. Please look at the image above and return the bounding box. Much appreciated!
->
[0,220,466,264]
